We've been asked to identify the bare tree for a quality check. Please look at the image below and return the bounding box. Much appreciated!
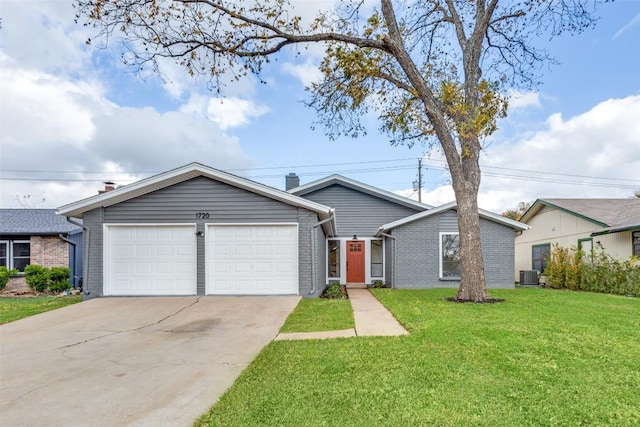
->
[75,0,606,301]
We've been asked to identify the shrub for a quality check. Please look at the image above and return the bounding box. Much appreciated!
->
[48,267,72,293]
[544,245,640,297]
[545,245,581,290]
[322,283,347,299]
[0,266,17,291]
[24,265,71,293]
[25,265,50,292]
[370,280,386,288]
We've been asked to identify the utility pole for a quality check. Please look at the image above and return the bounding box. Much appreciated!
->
[418,158,422,203]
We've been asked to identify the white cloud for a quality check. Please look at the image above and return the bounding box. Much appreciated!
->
[482,95,640,212]
[508,90,541,110]
[281,61,324,87]
[188,97,271,130]
[0,56,253,208]
[0,0,91,73]
[394,96,640,214]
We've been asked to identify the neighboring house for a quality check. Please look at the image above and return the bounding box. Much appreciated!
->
[56,163,527,299]
[0,209,83,285]
[515,198,640,280]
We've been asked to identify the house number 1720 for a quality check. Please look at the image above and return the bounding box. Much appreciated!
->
[196,212,210,219]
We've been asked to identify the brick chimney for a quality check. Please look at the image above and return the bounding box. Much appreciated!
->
[98,181,116,194]
[285,173,299,191]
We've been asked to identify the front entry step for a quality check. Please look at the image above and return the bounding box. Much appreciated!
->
[346,283,366,289]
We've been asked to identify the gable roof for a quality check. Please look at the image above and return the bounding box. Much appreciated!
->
[377,201,529,234]
[520,199,640,234]
[57,163,335,230]
[0,209,82,235]
[288,174,433,211]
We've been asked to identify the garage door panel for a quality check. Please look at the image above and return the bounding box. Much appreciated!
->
[105,225,196,296]
[235,244,252,256]
[207,224,298,295]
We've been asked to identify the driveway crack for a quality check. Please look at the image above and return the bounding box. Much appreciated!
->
[55,297,201,350]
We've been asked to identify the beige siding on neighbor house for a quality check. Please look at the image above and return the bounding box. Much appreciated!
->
[515,207,600,279]
[595,231,632,260]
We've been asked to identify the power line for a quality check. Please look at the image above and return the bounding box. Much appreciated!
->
[1,158,638,190]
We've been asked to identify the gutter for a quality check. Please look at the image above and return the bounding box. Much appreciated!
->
[58,233,77,288]
[377,230,396,288]
[66,217,89,295]
[309,211,335,295]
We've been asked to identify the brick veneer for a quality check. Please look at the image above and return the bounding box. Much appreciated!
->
[30,236,69,267]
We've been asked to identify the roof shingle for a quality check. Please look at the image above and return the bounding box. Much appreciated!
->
[0,209,82,235]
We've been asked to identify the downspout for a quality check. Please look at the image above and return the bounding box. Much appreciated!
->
[377,230,396,289]
[309,212,335,295]
[66,217,89,295]
[58,233,76,288]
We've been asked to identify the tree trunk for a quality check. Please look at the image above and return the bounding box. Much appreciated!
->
[449,134,489,302]
[454,188,489,301]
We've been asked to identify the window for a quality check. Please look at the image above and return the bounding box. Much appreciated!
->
[370,240,383,277]
[0,242,7,267]
[440,233,460,279]
[578,238,593,259]
[633,231,640,257]
[0,240,30,272]
[328,240,340,278]
[532,243,550,274]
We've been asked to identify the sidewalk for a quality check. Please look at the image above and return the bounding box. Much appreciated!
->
[275,288,408,341]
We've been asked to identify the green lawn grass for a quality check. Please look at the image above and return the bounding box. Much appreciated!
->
[280,298,354,333]
[197,288,640,426]
[0,296,82,324]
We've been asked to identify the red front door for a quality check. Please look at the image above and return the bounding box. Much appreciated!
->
[346,240,365,283]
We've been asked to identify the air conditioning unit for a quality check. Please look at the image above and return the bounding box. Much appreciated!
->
[519,270,539,286]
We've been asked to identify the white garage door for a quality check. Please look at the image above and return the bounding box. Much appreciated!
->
[104,225,197,296]
[206,224,298,295]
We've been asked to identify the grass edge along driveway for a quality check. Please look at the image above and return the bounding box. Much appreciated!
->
[0,296,82,324]
[196,288,640,426]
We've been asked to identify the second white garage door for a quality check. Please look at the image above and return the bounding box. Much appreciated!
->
[206,224,298,295]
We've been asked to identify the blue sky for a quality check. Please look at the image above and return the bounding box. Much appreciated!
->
[1,0,639,213]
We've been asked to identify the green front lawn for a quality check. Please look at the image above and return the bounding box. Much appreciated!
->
[0,296,82,324]
[197,288,640,426]
[280,298,354,333]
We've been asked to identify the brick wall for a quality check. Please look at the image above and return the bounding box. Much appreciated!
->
[30,236,69,268]
[392,212,516,289]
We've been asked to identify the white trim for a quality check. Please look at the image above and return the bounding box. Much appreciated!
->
[0,239,30,271]
[379,201,529,233]
[205,223,299,295]
[289,174,433,210]
[327,238,341,281]
[439,231,460,280]
[103,223,198,296]
[57,163,333,220]
[325,237,384,284]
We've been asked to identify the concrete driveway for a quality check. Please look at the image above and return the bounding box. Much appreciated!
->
[0,296,300,426]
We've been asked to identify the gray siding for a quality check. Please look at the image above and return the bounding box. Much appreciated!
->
[83,208,104,299]
[298,209,328,298]
[82,176,318,298]
[103,176,299,222]
[299,184,421,237]
[391,211,515,289]
[384,235,395,286]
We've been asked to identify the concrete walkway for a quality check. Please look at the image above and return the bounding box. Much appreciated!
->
[275,288,408,341]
